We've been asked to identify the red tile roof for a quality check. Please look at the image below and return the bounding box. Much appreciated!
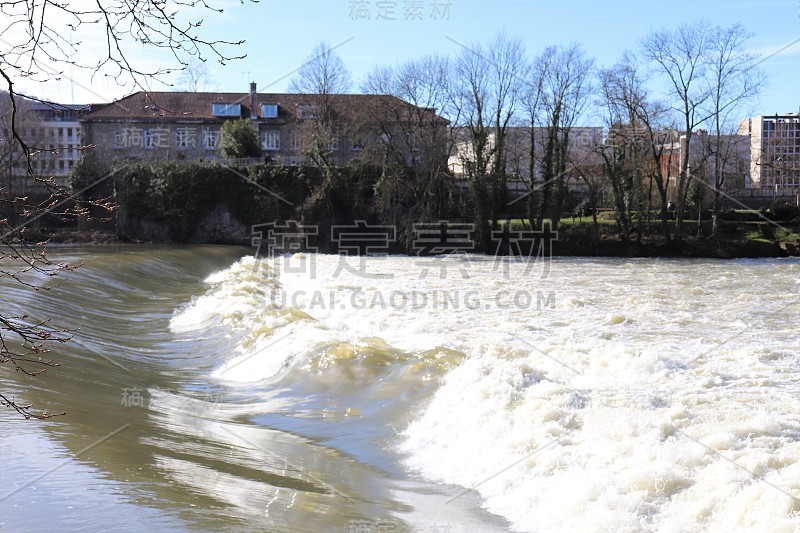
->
[81,91,448,124]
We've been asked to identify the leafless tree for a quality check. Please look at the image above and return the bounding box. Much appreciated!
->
[702,22,763,235]
[287,42,356,237]
[532,44,594,232]
[597,53,679,243]
[519,48,551,226]
[0,0,252,418]
[177,60,214,92]
[289,42,352,96]
[451,32,527,249]
[289,42,353,172]
[642,21,714,245]
[362,55,455,241]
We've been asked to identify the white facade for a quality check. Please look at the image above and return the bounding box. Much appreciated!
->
[27,103,86,182]
[739,113,800,192]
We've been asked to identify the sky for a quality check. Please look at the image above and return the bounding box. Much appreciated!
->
[14,0,800,119]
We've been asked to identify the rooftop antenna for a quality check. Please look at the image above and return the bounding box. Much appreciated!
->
[242,71,251,86]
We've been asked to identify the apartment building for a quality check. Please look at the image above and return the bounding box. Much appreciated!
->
[27,102,89,181]
[1,97,92,188]
[739,113,800,192]
[79,83,448,168]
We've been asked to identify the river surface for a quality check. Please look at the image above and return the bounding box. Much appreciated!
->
[1,246,799,532]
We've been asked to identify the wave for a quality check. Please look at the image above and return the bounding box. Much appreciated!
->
[170,255,463,386]
[171,254,800,532]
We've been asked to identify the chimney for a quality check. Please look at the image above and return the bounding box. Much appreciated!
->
[249,82,257,119]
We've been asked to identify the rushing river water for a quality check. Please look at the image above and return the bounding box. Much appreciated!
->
[1,246,799,532]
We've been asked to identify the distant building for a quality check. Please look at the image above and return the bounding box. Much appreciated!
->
[0,96,94,192]
[656,129,750,193]
[79,83,448,168]
[739,113,800,192]
[25,102,90,182]
[448,126,604,188]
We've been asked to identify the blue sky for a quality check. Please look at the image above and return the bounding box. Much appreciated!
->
[24,0,800,117]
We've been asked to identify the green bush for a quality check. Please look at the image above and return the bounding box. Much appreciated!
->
[769,200,800,221]
[220,119,261,159]
[110,161,311,241]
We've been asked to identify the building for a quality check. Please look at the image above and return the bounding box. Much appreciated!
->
[27,102,93,182]
[448,126,605,197]
[739,113,800,192]
[79,83,448,168]
[636,128,748,204]
[1,96,93,189]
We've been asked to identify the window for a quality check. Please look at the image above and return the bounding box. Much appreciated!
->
[261,130,280,151]
[297,105,320,119]
[407,132,420,152]
[212,103,241,117]
[290,131,303,151]
[143,129,155,148]
[204,129,220,150]
[261,104,279,118]
[328,137,339,151]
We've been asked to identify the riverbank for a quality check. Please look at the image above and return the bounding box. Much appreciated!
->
[551,216,800,258]
[29,221,800,259]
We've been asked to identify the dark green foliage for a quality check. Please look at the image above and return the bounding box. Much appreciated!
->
[111,161,310,241]
[769,200,800,222]
[220,119,261,159]
[73,157,458,249]
[574,198,594,217]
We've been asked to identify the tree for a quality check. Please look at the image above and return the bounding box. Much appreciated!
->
[451,32,527,250]
[288,42,353,167]
[288,42,352,96]
[598,54,674,244]
[288,42,353,232]
[642,21,713,246]
[220,118,261,159]
[532,44,594,232]
[362,55,456,244]
[178,60,214,92]
[703,23,763,236]
[0,0,252,418]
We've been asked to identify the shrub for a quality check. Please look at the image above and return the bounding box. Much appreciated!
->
[769,200,800,221]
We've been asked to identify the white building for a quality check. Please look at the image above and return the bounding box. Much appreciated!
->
[24,102,88,184]
[739,113,800,192]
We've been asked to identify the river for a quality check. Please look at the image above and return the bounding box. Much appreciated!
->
[1,246,799,532]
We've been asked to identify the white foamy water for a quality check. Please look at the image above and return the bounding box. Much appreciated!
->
[171,254,800,531]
